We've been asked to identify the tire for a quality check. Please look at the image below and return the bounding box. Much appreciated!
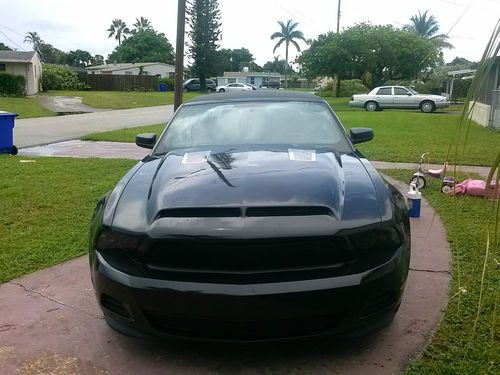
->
[208,88,215,93]
[219,88,225,93]
[10,145,18,155]
[441,184,453,194]
[410,175,426,189]
[183,87,189,92]
[420,101,435,113]
[364,101,378,112]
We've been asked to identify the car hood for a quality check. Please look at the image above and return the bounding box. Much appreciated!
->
[111,148,385,237]
[414,94,448,100]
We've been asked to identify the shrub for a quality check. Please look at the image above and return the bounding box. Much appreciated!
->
[0,72,26,97]
[158,77,175,91]
[319,79,369,98]
[41,64,87,91]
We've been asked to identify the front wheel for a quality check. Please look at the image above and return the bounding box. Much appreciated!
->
[410,175,426,189]
[441,184,453,194]
[420,101,435,113]
[364,101,378,112]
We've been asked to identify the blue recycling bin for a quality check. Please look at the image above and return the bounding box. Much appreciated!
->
[159,83,167,92]
[0,111,18,155]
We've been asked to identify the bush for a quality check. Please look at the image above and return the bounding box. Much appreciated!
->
[320,79,369,98]
[158,77,175,91]
[0,72,26,97]
[41,64,87,91]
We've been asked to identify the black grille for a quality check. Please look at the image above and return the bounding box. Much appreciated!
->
[144,311,338,340]
[155,206,332,219]
[156,207,240,218]
[246,206,332,217]
[359,293,396,318]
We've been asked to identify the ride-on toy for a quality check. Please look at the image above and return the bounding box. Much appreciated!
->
[410,152,456,193]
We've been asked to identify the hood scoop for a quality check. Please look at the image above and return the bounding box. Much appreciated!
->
[182,151,211,164]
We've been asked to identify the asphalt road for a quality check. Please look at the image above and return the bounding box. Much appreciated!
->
[13,105,174,148]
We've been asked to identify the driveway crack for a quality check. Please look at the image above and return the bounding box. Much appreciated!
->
[7,281,103,319]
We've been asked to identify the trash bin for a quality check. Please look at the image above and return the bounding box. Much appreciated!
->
[159,83,167,92]
[0,111,18,155]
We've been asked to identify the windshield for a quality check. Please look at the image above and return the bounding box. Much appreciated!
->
[153,101,351,154]
[408,87,418,95]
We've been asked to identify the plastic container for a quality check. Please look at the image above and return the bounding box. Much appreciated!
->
[407,183,421,218]
[159,83,167,92]
[0,111,18,155]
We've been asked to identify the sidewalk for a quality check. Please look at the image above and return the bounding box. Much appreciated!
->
[0,176,451,374]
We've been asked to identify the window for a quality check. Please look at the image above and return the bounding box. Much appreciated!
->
[156,74,162,78]
[169,72,175,78]
[228,78,236,83]
[394,87,410,95]
[376,87,392,95]
[250,77,255,85]
[125,71,133,75]
[0,63,5,71]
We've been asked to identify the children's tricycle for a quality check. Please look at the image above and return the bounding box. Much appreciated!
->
[409,152,456,193]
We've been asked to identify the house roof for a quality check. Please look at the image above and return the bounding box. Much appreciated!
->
[0,50,37,63]
[86,62,175,72]
[222,71,282,78]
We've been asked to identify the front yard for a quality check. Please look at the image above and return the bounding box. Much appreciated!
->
[0,96,54,118]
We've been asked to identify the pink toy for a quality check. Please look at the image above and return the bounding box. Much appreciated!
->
[448,179,500,199]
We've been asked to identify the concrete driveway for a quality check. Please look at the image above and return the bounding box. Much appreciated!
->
[13,105,174,148]
[0,177,451,374]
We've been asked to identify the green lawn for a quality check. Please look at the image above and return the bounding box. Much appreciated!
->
[44,91,202,109]
[82,124,165,142]
[383,169,499,374]
[0,156,135,282]
[0,96,54,118]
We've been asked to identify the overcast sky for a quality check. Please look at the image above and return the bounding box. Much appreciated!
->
[1,0,499,67]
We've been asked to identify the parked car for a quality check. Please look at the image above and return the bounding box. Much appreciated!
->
[349,86,450,113]
[183,78,216,92]
[260,81,283,89]
[90,91,411,342]
[216,82,256,93]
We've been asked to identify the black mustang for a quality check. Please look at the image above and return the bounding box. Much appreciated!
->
[89,91,410,342]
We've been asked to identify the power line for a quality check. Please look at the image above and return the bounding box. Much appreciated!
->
[0,29,23,50]
[0,23,25,38]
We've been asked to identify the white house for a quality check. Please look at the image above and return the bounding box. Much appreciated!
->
[217,71,282,87]
[0,51,42,95]
[86,62,175,78]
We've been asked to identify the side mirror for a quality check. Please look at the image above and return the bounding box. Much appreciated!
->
[136,133,157,149]
[350,127,374,144]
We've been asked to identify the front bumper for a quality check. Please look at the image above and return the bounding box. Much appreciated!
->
[435,101,451,109]
[90,245,409,342]
[348,101,364,108]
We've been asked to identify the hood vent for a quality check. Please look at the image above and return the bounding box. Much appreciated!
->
[157,207,241,218]
[246,206,332,217]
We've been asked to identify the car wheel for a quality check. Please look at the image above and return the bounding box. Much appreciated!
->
[364,101,378,112]
[441,184,453,194]
[10,145,18,155]
[420,101,435,113]
[183,87,189,92]
[410,175,426,189]
[219,88,225,93]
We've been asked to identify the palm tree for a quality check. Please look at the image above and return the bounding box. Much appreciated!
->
[270,20,306,87]
[132,17,153,34]
[24,31,43,52]
[107,19,130,46]
[407,10,454,49]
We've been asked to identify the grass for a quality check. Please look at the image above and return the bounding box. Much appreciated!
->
[0,156,136,282]
[0,96,54,118]
[44,90,202,109]
[82,123,166,143]
[383,169,499,374]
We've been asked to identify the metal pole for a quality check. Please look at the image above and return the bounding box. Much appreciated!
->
[174,0,186,111]
[336,0,341,33]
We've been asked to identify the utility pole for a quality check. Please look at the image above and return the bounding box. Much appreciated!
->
[174,0,186,111]
[336,0,341,33]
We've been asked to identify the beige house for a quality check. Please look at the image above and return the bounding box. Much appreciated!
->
[86,62,176,78]
[0,51,42,95]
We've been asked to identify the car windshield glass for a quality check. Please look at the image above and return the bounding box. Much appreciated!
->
[154,101,351,154]
[407,87,418,95]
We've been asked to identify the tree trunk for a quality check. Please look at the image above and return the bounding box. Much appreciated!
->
[285,41,289,89]
[332,74,338,97]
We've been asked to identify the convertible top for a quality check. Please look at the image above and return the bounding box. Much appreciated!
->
[185,90,324,105]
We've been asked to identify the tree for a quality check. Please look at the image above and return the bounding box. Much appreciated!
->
[132,17,153,34]
[214,48,261,75]
[108,30,174,64]
[406,10,453,49]
[24,31,44,54]
[91,54,104,66]
[37,43,67,64]
[107,19,130,46]
[263,57,288,75]
[0,42,12,51]
[270,20,306,87]
[187,0,222,91]
[298,24,440,89]
[66,49,93,67]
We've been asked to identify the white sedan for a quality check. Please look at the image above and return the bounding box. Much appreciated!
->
[216,83,256,93]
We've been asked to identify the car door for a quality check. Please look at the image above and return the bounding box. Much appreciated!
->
[226,83,238,92]
[191,79,200,91]
[393,87,418,108]
[374,87,393,108]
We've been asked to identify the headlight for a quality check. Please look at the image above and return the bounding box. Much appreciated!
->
[96,230,140,252]
[349,226,401,253]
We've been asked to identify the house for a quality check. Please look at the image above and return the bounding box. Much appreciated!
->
[217,71,282,88]
[85,62,176,78]
[469,57,500,129]
[0,51,42,95]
